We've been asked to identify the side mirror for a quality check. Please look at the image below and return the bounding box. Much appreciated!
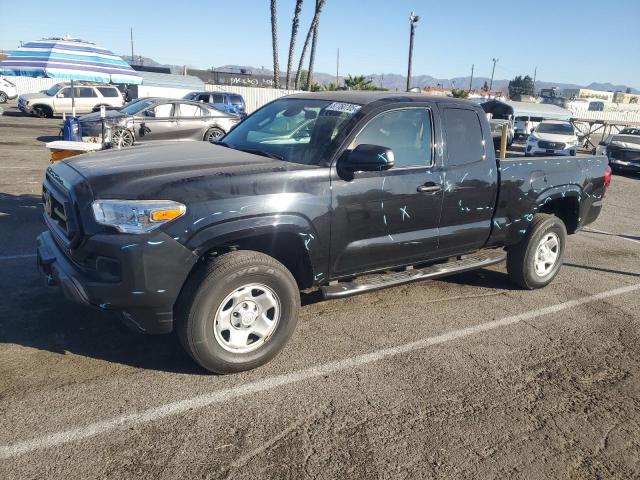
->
[598,141,606,146]
[341,144,395,173]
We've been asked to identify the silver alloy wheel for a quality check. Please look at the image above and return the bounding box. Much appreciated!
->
[213,283,281,353]
[206,128,225,142]
[534,232,560,277]
[112,128,134,148]
[0,92,7,103]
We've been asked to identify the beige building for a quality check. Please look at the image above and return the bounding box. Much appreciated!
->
[562,88,614,102]
[613,91,640,104]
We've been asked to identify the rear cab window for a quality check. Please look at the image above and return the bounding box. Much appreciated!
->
[442,108,485,166]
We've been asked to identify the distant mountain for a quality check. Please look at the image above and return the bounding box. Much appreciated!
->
[119,56,640,94]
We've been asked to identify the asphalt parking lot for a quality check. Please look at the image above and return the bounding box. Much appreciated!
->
[1,104,639,479]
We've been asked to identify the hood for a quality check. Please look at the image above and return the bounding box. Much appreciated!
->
[531,131,576,143]
[63,142,312,200]
[19,92,50,101]
[79,110,125,122]
[609,135,640,151]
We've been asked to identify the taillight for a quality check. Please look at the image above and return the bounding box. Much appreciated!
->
[604,165,612,188]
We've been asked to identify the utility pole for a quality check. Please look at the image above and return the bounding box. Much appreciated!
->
[533,66,537,95]
[489,57,498,92]
[469,64,474,91]
[130,27,134,63]
[406,12,420,91]
[336,48,339,85]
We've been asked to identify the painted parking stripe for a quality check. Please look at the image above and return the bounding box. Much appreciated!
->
[583,228,640,244]
[1,282,639,460]
[0,254,37,261]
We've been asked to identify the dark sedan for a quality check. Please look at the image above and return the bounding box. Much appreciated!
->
[79,98,241,147]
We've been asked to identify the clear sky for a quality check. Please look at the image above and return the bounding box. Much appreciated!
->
[1,0,638,88]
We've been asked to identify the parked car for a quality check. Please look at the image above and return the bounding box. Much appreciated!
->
[0,77,18,103]
[525,120,580,156]
[37,92,610,373]
[17,82,124,117]
[489,118,514,149]
[596,128,640,173]
[184,91,247,117]
[514,115,544,138]
[79,97,240,146]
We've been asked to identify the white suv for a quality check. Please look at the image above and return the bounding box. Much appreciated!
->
[18,82,124,118]
[525,120,580,157]
[0,78,18,103]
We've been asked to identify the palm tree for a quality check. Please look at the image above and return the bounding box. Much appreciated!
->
[306,18,319,89]
[270,0,280,88]
[286,0,304,89]
[344,74,373,90]
[294,0,325,90]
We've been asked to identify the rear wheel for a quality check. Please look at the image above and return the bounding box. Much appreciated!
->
[0,92,7,103]
[507,213,567,289]
[176,251,300,374]
[204,127,225,142]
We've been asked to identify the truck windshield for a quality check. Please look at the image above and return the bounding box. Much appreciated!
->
[46,84,62,96]
[220,98,360,165]
[536,123,574,135]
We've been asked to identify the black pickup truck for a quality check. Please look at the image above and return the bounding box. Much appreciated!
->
[37,92,611,373]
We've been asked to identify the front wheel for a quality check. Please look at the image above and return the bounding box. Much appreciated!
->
[507,213,567,289]
[111,127,134,147]
[0,92,7,103]
[176,251,300,374]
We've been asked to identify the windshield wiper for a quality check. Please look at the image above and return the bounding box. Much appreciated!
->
[236,147,284,161]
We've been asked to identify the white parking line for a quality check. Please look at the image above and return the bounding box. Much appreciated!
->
[1,281,639,460]
[0,254,36,261]
[583,228,640,244]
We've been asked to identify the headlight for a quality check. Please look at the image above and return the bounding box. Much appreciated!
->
[92,200,186,234]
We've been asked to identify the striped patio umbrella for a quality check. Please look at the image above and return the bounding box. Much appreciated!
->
[0,38,142,84]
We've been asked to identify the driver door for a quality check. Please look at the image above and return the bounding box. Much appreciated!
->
[134,102,177,142]
[330,105,443,277]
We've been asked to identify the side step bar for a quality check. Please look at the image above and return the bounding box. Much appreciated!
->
[321,249,507,299]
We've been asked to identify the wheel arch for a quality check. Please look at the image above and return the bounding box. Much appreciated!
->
[535,187,581,234]
[187,214,324,289]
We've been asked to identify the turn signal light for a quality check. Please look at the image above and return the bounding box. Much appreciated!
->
[150,208,185,222]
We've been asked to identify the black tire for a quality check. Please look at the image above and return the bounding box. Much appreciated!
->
[33,105,53,118]
[0,91,7,103]
[204,127,226,142]
[507,213,567,289]
[176,250,300,374]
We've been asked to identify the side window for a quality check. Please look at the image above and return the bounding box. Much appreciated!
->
[350,108,433,168]
[151,103,174,117]
[442,108,484,166]
[77,87,97,98]
[177,103,202,117]
[59,88,73,98]
[97,87,119,97]
[212,94,225,104]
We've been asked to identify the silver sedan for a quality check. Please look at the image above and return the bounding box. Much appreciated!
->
[79,97,241,147]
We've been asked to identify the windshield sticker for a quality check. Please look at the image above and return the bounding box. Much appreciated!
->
[325,102,361,114]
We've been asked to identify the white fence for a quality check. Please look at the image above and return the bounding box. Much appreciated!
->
[2,76,301,113]
[2,76,59,94]
[204,84,301,113]
[569,108,640,125]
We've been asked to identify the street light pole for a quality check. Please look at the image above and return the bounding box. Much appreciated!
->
[406,12,420,92]
[489,57,498,92]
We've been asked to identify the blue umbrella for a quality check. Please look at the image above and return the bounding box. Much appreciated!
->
[0,37,141,84]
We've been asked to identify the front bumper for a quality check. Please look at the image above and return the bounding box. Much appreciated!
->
[37,230,198,334]
[526,143,577,156]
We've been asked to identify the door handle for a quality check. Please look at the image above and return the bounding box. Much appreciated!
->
[417,183,442,193]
